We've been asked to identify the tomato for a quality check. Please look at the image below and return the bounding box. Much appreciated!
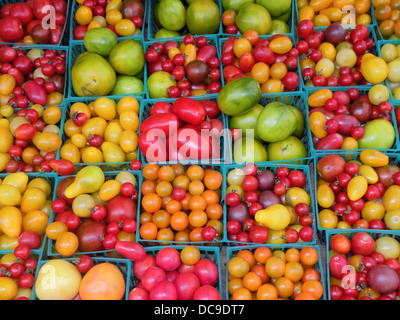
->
[330,234,352,255]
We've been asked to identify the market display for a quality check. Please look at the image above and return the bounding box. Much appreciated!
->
[0,0,399,302]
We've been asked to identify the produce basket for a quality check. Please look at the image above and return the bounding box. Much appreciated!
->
[0,174,57,258]
[0,44,69,103]
[67,38,147,100]
[31,256,133,300]
[128,245,222,299]
[143,34,222,101]
[376,40,400,105]
[147,0,223,41]
[0,0,71,46]
[226,244,327,300]
[136,163,225,247]
[294,0,376,32]
[139,95,227,165]
[45,170,142,258]
[56,96,143,172]
[298,25,378,92]
[325,229,400,300]
[223,162,317,247]
[69,0,147,43]
[219,0,295,39]
[314,151,400,242]
[305,87,400,156]
[219,34,304,97]
[225,92,312,166]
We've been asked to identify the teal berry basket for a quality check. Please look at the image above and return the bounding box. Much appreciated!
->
[45,170,142,258]
[225,92,312,166]
[31,256,134,300]
[218,34,304,96]
[219,0,295,39]
[223,162,317,247]
[1,44,70,100]
[139,95,227,165]
[128,245,222,299]
[68,0,147,43]
[144,34,222,100]
[0,102,67,176]
[0,0,71,46]
[136,163,225,247]
[294,0,376,33]
[147,0,223,41]
[376,40,400,106]
[67,38,147,101]
[226,244,326,300]
[0,174,57,259]
[56,97,143,172]
[314,151,400,243]
[299,25,379,91]
[325,229,400,300]
[305,87,400,157]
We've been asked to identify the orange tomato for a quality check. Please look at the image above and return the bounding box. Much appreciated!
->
[242,30,259,46]
[270,62,287,80]
[75,5,93,25]
[233,38,252,58]
[265,256,286,278]
[55,232,79,256]
[222,9,237,26]
[268,36,293,54]
[254,247,272,264]
[300,247,319,266]
[251,62,270,84]
[256,283,278,300]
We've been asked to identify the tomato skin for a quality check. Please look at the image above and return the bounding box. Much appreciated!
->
[172,98,207,125]
[350,232,375,256]
[329,234,352,255]
[105,195,137,224]
[23,80,48,105]
[0,17,24,42]
[150,102,173,116]
[329,254,350,279]
[222,37,238,54]
[197,45,217,64]
[115,241,146,262]
[14,123,36,141]
[140,113,179,137]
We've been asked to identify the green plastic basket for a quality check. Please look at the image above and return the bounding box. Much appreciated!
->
[56,97,143,172]
[305,87,400,156]
[128,245,222,299]
[314,151,400,243]
[31,256,133,300]
[139,95,227,165]
[294,0,376,33]
[147,0,223,41]
[144,34,222,100]
[67,39,147,100]
[0,174,57,258]
[226,244,326,300]
[219,34,304,96]
[223,163,317,247]
[225,92,312,166]
[0,0,71,46]
[325,229,400,300]
[46,170,142,258]
[68,0,147,43]
[219,0,295,39]
[136,163,225,247]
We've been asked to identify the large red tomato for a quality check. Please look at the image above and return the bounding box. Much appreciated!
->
[174,273,200,300]
[133,254,157,280]
[316,155,346,182]
[350,232,376,256]
[9,3,33,26]
[329,254,350,279]
[194,259,219,286]
[156,247,181,272]
[0,17,24,42]
[329,234,352,255]
[149,280,177,300]
[141,266,166,292]
[193,285,221,300]
[76,220,107,252]
[105,195,137,224]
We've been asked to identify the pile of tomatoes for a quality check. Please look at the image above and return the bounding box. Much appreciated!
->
[0,46,66,107]
[0,0,67,44]
[221,33,300,93]
[61,96,140,166]
[374,0,400,39]
[0,104,63,174]
[128,246,221,300]
[297,0,372,26]
[47,167,139,257]
[328,231,400,300]
[139,97,223,163]
[227,246,324,300]
[145,35,222,98]
[226,163,314,245]
[308,86,397,151]
[0,246,39,300]
[138,163,223,245]
[317,150,400,231]
[297,20,377,87]
[72,0,144,40]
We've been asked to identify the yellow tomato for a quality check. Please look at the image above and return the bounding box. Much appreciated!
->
[27,178,52,198]
[383,185,400,211]
[64,119,82,138]
[21,187,47,214]
[81,117,108,138]
[81,146,104,163]
[72,194,96,218]
[317,184,335,208]
[308,88,333,107]
[0,207,22,238]
[71,133,88,149]
[0,74,16,96]
[104,121,123,144]
[347,176,368,201]
[0,126,14,153]
[101,141,126,164]
[266,229,287,244]
[75,5,93,25]
[360,54,389,84]
[70,102,91,119]
[119,110,139,131]
[260,78,284,94]
[0,277,18,300]
[99,180,121,201]
[255,204,291,230]
[115,171,137,186]
[117,96,139,115]
[94,97,117,121]
[115,19,136,36]
[269,36,293,54]
[87,20,102,30]
[22,210,48,235]
[318,209,338,229]
[309,111,328,139]
[285,187,311,207]
[119,130,138,153]
[0,104,14,118]
[361,201,386,222]
[47,92,63,106]
[0,185,21,206]
[32,132,62,153]
[318,42,337,61]
[384,209,400,230]
[43,106,62,125]
[358,165,379,184]
[60,143,81,163]
[2,172,28,194]
[105,9,123,26]
[359,149,389,167]
[0,234,18,250]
